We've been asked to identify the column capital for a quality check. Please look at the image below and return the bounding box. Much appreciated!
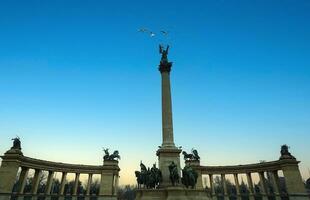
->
[159,62,172,73]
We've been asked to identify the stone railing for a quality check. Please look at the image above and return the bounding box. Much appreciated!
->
[187,157,309,200]
[0,148,120,200]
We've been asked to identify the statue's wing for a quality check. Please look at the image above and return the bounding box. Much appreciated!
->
[193,150,200,158]
[159,45,162,53]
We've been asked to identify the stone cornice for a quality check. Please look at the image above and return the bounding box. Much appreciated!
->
[1,154,120,174]
[191,159,299,174]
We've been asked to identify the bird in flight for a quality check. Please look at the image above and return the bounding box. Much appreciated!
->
[160,30,169,36]
[138,28,156,37]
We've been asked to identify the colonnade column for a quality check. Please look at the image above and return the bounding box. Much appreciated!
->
[209,174,216,199]
[270,171,281,200]
[84,174,93,200]
[45,171,54,200]
[72,173,80,200]
[86,174,93,196]
[221,174,229,200]
[259,172,268,200]
[31,169,42,195]
[246,173,255,200]
[234,174,241,200]
[18,167,29,194]
[59,172,67,198]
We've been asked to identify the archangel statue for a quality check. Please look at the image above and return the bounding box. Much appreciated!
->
[159,44,169,64]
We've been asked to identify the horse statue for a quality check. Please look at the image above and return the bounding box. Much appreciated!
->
[103,148,120,161]
[182,151,194,161]
[181,165,198,188]
[182,148,200,161]
[109,150,121,160]
[11,136,21,150]
[135,162,162,189]
[135,171,143,188]
[168,161,179,186]
[192,149,200,161]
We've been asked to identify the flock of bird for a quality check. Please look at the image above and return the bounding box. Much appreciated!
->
[138,28,169,37]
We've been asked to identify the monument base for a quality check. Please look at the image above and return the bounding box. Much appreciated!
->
[135,187,210,200]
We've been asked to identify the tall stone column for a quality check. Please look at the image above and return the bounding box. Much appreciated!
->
[156,45,182,187]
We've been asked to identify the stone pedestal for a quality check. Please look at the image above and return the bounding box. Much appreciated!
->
[156,147,182,187]
[100,160,119,199]
[0,149,23,200]
[136,187,210,200]
[281,160,308,200]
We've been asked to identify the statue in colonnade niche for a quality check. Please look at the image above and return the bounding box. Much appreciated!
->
[103,148,120,161]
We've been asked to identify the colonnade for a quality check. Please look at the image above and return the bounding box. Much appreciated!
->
[0,148,120,200]
[187,158,309,200]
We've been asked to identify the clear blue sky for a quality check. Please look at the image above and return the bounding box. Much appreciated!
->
[0,0,309,185]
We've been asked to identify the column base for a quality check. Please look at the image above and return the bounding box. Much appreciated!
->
[0,194,11,200]
[97,196,117,200]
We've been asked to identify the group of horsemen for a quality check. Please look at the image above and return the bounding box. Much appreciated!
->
[135,149,200,189]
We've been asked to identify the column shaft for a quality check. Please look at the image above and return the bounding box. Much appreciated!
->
[31,169,42,194]
[86,174,92,195]
[45,171,54,195]
[72,173,80,195]
[59,172,67,195]
[246,173,254,195]
[161,72,174,147]
[234,174,241,196]
[259,172,268,200]
[221,174,228,199]
[209,174,215,196]
[18,167,29,194]
[270,171,281,200]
